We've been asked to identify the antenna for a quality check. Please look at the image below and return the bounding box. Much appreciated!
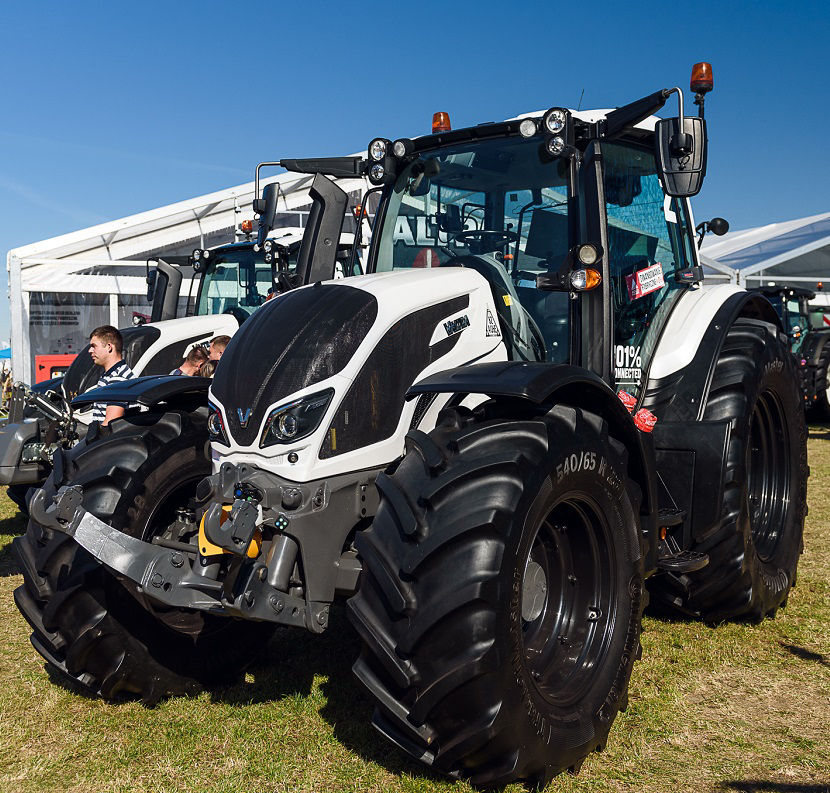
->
[577,89,585,112]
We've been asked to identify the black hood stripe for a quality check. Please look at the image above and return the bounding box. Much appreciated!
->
[212,283,378,446]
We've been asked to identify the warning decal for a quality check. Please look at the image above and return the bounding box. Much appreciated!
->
[625,263,665,301]
[485,308,501,337]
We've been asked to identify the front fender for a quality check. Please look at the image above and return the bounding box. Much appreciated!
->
[408,361,659,574]
[72,374,211,411]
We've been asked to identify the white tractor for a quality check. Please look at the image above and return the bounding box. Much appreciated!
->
[15,64,807,786]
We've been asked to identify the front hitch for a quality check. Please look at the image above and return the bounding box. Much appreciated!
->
[28,484,329,631]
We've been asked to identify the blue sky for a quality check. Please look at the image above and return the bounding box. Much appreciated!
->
[1,0,828,341]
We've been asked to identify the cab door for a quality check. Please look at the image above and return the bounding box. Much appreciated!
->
[600,141,697,398]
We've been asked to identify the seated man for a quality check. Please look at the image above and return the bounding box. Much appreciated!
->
[171,345,208,376]
[209,334,231,362]
[87,325,134,426]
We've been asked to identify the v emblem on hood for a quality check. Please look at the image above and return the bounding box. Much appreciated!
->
[237,407,252,427]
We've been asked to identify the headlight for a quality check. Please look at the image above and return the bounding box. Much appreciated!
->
[260,389,334,448]
[192,249,201,261]
[208,402,230,447]
[369,138,387,161]
[369,163,385,182]
[263,239,274,253]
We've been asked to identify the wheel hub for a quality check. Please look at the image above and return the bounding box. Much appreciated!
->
[522,560,547,622]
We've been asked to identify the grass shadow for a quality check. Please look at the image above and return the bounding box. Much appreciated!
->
[779,641,830,668]
[210,604,444,782]
[0,538,21,577]
[807,421,830,440]
[718,781,830,792]
[0,510,28,538]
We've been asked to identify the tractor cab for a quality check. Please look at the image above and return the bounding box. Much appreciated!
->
[191,231,361,322]
[752,284,817,352]
[354,98,703,400]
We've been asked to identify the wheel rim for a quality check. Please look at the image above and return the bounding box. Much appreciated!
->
[520,495,616,707]
[746,389,791,561]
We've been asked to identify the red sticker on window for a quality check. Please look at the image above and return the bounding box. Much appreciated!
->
[625,263,665,301]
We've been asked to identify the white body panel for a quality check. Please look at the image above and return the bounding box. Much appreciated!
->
[73,313,238,426]
[210,268,508,481]
[648,283,744,380]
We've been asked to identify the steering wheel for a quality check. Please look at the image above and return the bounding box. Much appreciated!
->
[455,230,519,255]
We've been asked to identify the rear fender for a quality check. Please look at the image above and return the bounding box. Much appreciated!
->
[408,361,659,574]
[644,289,785,550]
[645,289,783,423]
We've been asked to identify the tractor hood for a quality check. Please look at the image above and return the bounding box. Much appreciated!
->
[211,284,379,447]
[208,269,508,480]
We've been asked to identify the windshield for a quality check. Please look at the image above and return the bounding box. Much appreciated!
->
[786,297,810,351]
[372,136,572,362]
[195,246,274,317]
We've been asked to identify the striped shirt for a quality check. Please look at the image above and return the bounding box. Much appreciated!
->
[90,360,135,422]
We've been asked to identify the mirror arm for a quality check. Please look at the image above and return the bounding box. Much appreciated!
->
[602,88,672,139]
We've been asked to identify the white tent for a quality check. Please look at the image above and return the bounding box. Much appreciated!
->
[700,211,830,295]
[6,169,368,382]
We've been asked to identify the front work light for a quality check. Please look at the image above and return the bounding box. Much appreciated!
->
[576,243,601,266]
[546,136,566,155]
[369,138,388,161]
[519,118,537,138]
[369,163,385,183]
[392,138,413,158]
[542,107,568,135]
[260,389,334,448]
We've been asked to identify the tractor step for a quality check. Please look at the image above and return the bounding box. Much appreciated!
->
[656,548,709,573]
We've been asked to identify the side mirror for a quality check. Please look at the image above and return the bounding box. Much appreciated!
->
[695,216,729,248]
[655,116,707,197]
[146,267,157,303]
[708,217,729,236]
[149,259,183,323]
[255,182,280,246]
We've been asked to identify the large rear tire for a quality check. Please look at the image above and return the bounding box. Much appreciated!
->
[656,318,807,621]
[348,404,645,786]
[13,410,273,702]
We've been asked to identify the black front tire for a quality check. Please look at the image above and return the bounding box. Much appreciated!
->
[348,404,645,786]
[13,410,273,702]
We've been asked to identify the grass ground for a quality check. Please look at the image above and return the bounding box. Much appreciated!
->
[0,428,828,793]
